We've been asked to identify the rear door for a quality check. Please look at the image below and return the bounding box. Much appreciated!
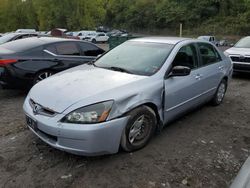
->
[195,42,225,100]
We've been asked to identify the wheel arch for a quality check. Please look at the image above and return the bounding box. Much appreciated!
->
[122,102,163,131]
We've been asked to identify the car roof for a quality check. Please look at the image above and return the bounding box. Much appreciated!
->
[4,32,36,36]
[0,37,82,53]
[5,36,79,45]
[129,37,191,45]
[198,36,214,38]
[35,36,80,43]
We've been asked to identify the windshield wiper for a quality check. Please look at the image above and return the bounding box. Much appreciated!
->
[109,66,133,74]
[87,60,98,67]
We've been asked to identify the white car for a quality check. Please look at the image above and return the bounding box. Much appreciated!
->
[16,29,36,33]
[77,31,96,40]
[224,36,250,73]
[230,157,250,188]
[85,32,109,43]
[198,36,219,46]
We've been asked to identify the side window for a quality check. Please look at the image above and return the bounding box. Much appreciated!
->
[16,34,29,40]
[21,46,44,57]
[55,42,80,56]
[45,45,57,54]
[172,44,198,69]
[198,43,221,66]
[79,42,104,56]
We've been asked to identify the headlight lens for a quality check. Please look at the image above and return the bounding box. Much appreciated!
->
[61,101,113,124]
[224,51,230,57]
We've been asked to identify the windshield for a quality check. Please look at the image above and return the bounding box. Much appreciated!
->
[95,41,174,76]
[0,33,16,44]
[234,37,250,48]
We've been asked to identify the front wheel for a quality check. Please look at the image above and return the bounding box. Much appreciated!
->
[121,106,157,152]
[211,79,227,106]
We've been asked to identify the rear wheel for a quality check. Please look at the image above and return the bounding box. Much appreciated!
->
[33,70,53,85]
[92,39,96,43]
[121,106,157,152]
[211,79,227,106]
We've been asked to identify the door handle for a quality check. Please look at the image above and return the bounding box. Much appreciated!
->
[195,74,202,80]
[219,65,224,70]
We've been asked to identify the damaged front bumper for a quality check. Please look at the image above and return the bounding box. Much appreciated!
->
[23,97,129,156]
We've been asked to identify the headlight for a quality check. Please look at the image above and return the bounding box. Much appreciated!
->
[224,51,230,57]
[61,101,113,124]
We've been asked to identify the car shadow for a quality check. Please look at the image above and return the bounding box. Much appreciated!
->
[0,89,28,99]
[232,72,250,80]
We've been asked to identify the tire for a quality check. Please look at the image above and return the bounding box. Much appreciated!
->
[33,70,53,85]
[211,79,227,106]
[92,39,96,43]
[121,106,157,152]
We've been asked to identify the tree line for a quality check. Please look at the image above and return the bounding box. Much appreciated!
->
[0,0,249,36]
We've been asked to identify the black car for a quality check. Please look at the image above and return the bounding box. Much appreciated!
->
[0,37,105,89]
[0,33,38,45]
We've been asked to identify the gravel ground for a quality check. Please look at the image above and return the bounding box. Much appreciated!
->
[0,44,249,188]
[0,74,250,188]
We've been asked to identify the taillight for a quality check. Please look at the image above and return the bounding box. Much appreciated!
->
[0,59,18,66]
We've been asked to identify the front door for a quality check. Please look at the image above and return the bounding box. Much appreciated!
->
[163,43,203,124]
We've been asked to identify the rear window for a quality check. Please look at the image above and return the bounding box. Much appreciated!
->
[79,42,104,56]
[54,42,80,56]
[0,38,43,52]
[0,33,17,44]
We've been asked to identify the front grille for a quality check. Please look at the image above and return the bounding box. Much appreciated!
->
[29,99,57,117]
[230,56,250,63]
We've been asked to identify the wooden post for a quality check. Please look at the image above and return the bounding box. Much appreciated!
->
[180,23,183,37]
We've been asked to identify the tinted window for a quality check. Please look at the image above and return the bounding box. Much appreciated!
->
[198,43,221,66]
[98,34,105,36]
[15,34,30,40]
[55,42,80,56]
[172,44,198,69]
[79,42,104,56]
[30,34,38,37]
[0,33,17,44]
[45,45,57,54]
[20,46,44,56]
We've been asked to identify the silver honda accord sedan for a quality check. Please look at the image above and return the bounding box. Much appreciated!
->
[23,37,233,156]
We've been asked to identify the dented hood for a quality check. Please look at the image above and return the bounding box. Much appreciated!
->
[29,65,147,113]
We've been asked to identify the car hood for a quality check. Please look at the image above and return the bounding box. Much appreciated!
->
[226,47,250,55]
[29,65,147,113]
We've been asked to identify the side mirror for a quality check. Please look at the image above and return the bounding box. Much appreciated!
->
[97,54,102,59]
[169,66,191,77]
[93,54,103,61]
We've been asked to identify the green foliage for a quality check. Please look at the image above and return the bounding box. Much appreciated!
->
[0,0,249,35]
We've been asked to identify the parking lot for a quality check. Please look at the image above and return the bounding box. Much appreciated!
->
[0,70,249,188]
